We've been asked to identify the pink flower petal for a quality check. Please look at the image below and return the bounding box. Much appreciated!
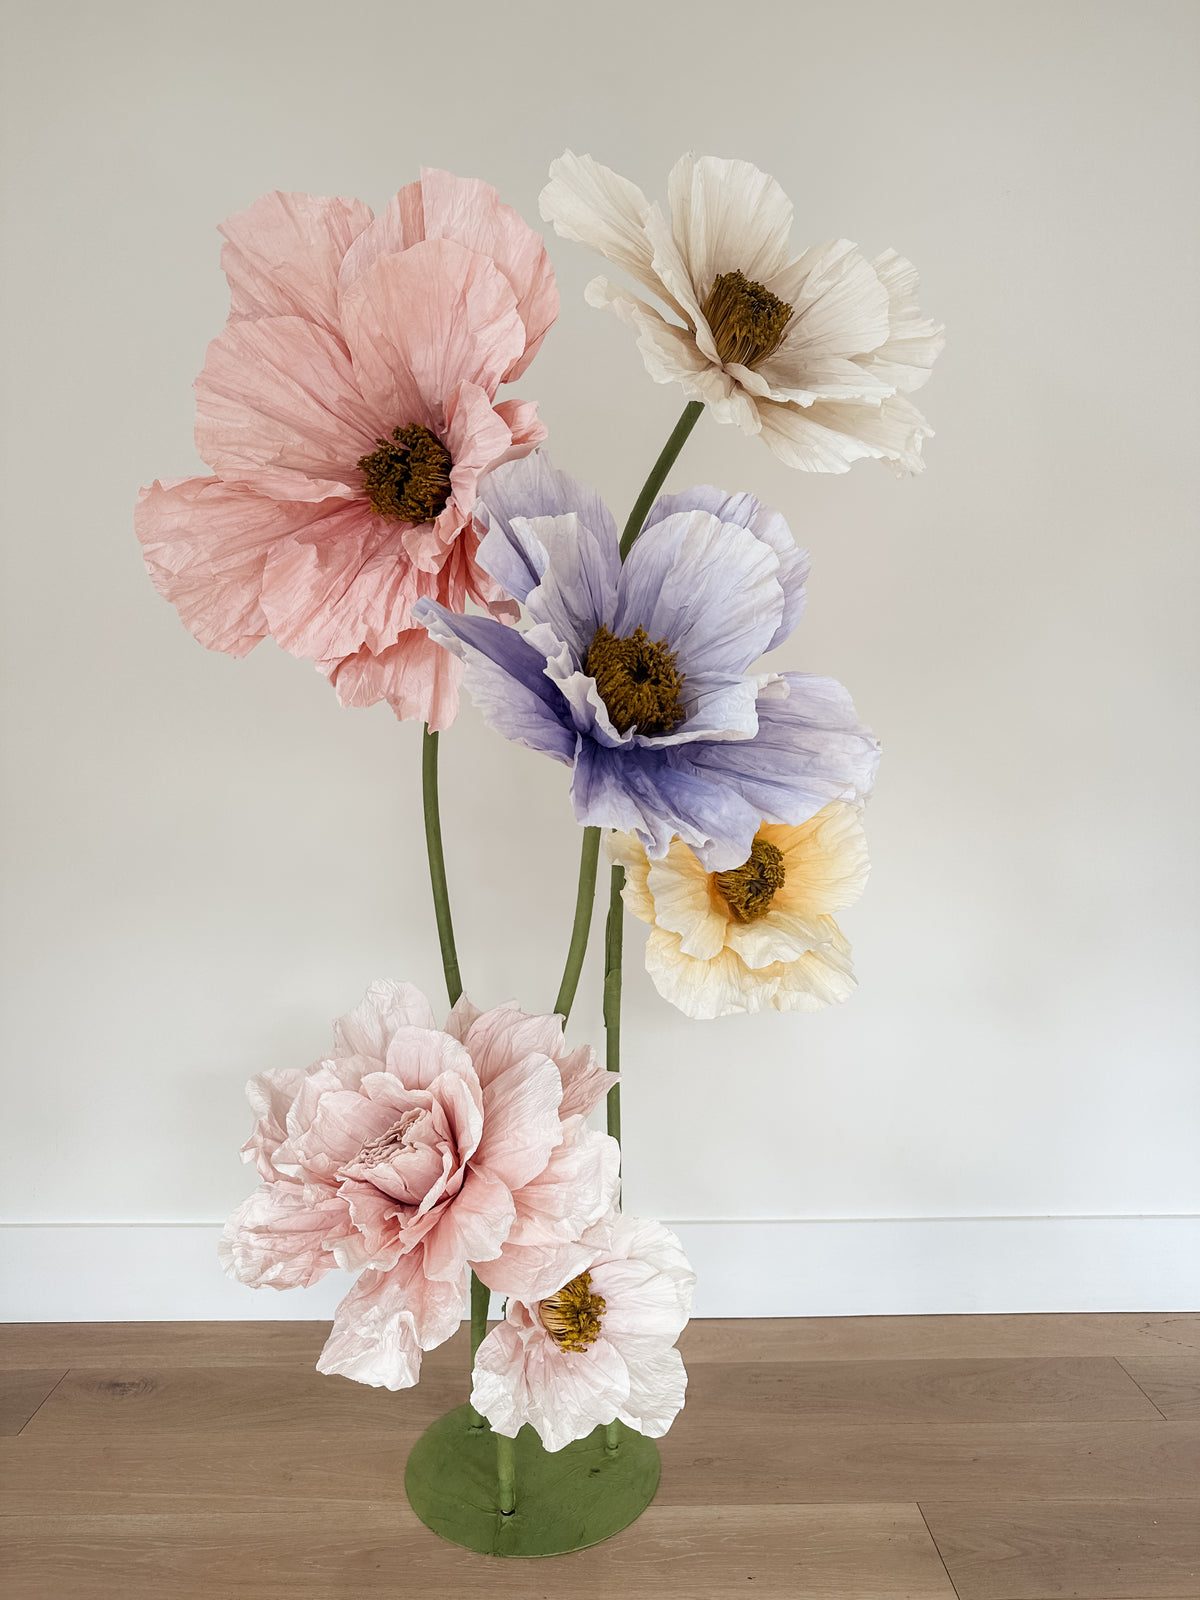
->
[240,1066,309,1179]
[321,628,465,731]
[416,167,559,381]
[258,502,414,660]
[135,477,342,657]
[336,181,427,294]
[220,191,374,337]
[316,1256,466,1391]
[218,1180,342,1289]
[424,1164,515,1280]
[473,1052,564,1192]
[339,239,525,425]
[332,980,438,1058]
[194,315,380,500]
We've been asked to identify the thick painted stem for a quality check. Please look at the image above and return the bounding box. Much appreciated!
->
[421,726,463,1008]
[466,1271,490,1429]
[603,864,624,1152]
[617,400,704,561]
[554,825,601,1021]
[496,1432,517,1514]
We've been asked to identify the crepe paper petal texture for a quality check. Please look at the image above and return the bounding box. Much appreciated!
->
[415,454,879,873]
[470,1213,696,1452]
[609,803,869,1019]
[219,981,619,1389]
[135,170,558,729]
[540,151,944,474]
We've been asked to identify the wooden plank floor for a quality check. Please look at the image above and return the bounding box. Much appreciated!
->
[1,1316,1197,1599]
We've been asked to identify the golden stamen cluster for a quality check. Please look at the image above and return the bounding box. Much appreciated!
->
[358,424,453,523]
[537,1271,607,1353]
[714,838,787,922]
[584,625,686,736]
[700,269,793,370]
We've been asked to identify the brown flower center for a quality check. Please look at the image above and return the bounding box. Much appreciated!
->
[584,624,686,736]
[700,270,792,369]
[358,424,452,523]
[537,1270,607,1353]
[714,838,786,922]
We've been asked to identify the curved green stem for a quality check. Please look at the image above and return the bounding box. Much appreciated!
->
[618,400,704,561]
[421,726,462,1008]
[554,825,601,1021]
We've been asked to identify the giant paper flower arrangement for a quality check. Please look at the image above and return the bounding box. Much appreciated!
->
[136,171,559,728]
[541,152,944,473]
[138,152,942,1550]
[415,456,880,871]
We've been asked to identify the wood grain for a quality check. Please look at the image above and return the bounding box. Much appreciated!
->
[0,1504,958,1600]
[0,1371,66,1435]
[1118,1357,1200,1420]
[4,1318,1198,1597]
[2,1313,1198,1368]
[685,1356,1161,1423]
[919,1500,1200,1599]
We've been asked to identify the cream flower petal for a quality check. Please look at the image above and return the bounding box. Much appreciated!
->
[765,807,870,914]
[220,191,374,337]
[860,249,947,394]
[616,1341,688,1438]
[194,316,380,499]
[644,840,727,959]
[667,153,794,300]
[540,152,661,301]
[722,905,836,969]
[608,831,655,923]
[585,277,760,431]
[767,392,935,476]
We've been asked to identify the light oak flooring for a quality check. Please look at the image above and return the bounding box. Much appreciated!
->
[1,1314,1198,1598]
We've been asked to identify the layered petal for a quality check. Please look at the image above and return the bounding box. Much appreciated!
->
[218,1181,341,1289]
[315,1256,466,1391]
[220,191,374,336]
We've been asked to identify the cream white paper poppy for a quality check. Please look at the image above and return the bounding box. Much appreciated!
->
[541,152,944,474]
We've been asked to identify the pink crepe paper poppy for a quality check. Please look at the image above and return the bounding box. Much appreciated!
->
[471,1212,696,1451]
[136,171,558,728]
[219,981,618,1390]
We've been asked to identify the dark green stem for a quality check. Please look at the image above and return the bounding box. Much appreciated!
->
[603,864,624,1151]
[554,825,601,1021]
[467,1270,490,1429]
[497,1432,517,1515]
[617,400,704,561]
[421,726,462,1008]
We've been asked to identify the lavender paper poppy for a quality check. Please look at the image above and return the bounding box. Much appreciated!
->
[414,454,879,871]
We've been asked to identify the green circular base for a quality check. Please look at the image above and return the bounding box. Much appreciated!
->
[405,1404,661,1557]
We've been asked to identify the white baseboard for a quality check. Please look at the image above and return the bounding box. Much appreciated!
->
[1,1216,1197,1321]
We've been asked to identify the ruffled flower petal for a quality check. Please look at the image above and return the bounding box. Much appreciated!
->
[220,191,374,337]
[218,1181,342,1289]
[315,1257,467,1391]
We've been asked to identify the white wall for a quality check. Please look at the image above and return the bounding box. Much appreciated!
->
[2,0,1197,1318]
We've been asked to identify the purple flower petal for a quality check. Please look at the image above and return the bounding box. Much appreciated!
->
[415,602,576,763]
[477,451,617,602]
[571,741,762,868]
[647,485,809,651]
[677,672,880,832]
[615,511,784,675]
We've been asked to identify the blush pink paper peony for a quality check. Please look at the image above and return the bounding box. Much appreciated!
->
[220,981,619,1390]
[136,171,559,728]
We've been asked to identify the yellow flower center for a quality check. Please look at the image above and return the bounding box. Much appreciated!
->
[537,1271,607,1353]
[714,838,786,922]
[584,625,686,736]
[700,270,793,369]
[358,424,453,523]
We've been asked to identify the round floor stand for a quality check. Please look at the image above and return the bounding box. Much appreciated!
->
[404,1403,661,1557]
